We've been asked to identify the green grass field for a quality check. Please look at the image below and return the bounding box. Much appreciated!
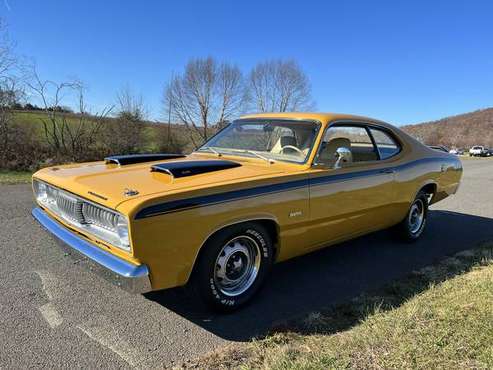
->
[11,109,197,153]
[0,171,32,185]
[193,245,493,369]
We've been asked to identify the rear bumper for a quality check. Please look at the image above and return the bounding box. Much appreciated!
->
[32,207,152,294]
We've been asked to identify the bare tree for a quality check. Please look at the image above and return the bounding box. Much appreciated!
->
[163,57,246,147]
[0,20,16,85]
[25,66,111,161]
[216,62,246,126]
[162,78,174,147]
[116,85,146,121]
[0,19,23,166]
[0,80,17,165]
[102,86,146,155]
[248,59,314,113]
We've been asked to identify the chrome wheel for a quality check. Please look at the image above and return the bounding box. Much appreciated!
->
[408,199,425,234]
[214,235,261,297]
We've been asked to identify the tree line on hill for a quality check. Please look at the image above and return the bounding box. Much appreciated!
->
[9,102,74,113]
[402,108,493,149]
[0,20,315,171]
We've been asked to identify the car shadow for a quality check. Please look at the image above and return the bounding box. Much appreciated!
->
[144,210,493,341]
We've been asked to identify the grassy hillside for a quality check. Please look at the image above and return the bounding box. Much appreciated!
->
[11,110,196,153]
[13,107,493,152]
[402,108,493,149]
[0,109,202,171]
[191,245,493,369]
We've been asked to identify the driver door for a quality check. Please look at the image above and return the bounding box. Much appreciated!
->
[307,124,398,250]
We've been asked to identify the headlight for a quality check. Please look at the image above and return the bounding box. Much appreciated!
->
[34,180,47,202]
[116,215,130,251]
[34,179,58,212]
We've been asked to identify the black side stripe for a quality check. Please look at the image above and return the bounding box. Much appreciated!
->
[310,167,384,186]
[134,157,455,219]
[135,178,309,219]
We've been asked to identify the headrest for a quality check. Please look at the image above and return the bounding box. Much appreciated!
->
[281,135,297,147]
[326,137,351,151]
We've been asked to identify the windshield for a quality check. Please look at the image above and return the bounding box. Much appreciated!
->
[196,119,319,163]
[472,146,483,150]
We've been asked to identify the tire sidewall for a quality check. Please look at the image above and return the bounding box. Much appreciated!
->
[405,192,428,240]
[194,223,273,311]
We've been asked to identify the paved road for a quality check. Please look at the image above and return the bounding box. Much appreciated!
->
[1,159,493,368]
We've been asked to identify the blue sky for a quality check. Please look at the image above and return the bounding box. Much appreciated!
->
[2,0,493,124]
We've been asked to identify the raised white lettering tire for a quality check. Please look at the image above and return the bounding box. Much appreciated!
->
[189,222,274,312]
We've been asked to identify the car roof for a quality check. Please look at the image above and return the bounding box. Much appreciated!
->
[239,112,391,127]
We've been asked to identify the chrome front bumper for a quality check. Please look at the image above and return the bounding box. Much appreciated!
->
[32,207,152,294]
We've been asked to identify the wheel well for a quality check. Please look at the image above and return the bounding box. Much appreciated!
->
[188,219,280,283]
[420,183,437,202]
[256,219,280,255]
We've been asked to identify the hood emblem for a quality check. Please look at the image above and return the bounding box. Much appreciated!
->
[124,188,139,197]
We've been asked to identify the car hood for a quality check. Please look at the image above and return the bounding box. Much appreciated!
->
[33,154,289,210]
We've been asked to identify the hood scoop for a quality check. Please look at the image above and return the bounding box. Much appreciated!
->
[105,154,186,166]
[151,160,241,178]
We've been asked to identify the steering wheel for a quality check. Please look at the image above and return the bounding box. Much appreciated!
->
[280,145,304,155]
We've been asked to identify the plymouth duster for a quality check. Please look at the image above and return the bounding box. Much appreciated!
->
[32,112,462,311]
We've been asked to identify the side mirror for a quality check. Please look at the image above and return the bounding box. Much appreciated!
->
[334,147,352,168]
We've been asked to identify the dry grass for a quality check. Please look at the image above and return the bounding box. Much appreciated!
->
[459,155,492,161]
[187,245,493,370]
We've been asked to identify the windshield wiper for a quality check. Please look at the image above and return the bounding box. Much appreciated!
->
[241,150,275,164]
[200,146,222,157]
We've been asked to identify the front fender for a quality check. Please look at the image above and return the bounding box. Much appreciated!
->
[129,186,308,291]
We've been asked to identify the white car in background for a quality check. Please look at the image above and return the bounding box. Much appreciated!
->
[469,146,489,157]
[449,148,464,155]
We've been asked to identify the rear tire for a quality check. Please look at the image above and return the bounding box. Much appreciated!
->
[188,222,274,312]
[394,191,428,242]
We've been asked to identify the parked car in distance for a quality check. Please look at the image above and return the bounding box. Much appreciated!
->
[429,145,449,153]
[449,148,464,155]
[31,112,463,311]
[469,146,490,157]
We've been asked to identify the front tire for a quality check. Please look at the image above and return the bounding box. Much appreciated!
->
[189,223,274,312]
[395,191,428,242]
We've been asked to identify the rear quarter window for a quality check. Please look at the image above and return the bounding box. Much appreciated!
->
[369,128,401,159]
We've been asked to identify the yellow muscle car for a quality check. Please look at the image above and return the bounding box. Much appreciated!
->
[32,112,462,311]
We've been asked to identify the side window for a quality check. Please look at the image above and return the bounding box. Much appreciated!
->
[316,125,378,167]
[369,128,400,159]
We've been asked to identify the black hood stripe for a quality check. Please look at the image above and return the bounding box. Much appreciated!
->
[105,154,185,165]
[151,160,241,178]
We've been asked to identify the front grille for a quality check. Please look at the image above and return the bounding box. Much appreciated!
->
[55,190,83,223]
[33,180,130,252]
[82,202,119,230]
[36,182,118,232]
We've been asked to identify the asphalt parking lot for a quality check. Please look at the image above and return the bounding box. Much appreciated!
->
[1,159,492,369]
